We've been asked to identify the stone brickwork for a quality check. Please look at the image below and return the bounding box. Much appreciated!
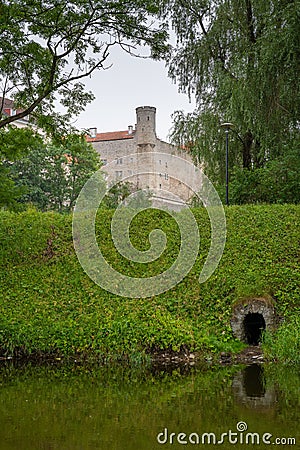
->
[230,297,280,344]
[87,106,199,209]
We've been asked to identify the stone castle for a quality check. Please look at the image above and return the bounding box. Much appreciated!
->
[86,106,200,209]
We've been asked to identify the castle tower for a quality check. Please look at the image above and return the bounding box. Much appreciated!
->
[135,106,156,148]
[135,106,157,189]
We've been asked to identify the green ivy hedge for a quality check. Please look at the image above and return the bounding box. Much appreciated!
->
[0,205,299,361]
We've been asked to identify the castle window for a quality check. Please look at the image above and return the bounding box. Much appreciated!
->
[159,183,162,189]
[159,160,162,165]
[164,173,169,180]
[115,171,123,179]
[117,158,122,164]
[147,116,150,120]
[165,162,168,168]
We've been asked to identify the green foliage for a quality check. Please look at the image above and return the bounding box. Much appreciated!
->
[101,182,153,210]
[102,182,134,209]
[0,0,168,134]
[0,126,43,160]
[164,0,300,192]
[230,146,300,204]
[126,188,153,209]
[0,165,26,209]
[0,205,299,361]
[9,133,101,212]
[262,315,300,364]
[0,126,43,207]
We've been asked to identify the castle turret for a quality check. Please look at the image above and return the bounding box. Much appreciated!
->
[135,106,156,148]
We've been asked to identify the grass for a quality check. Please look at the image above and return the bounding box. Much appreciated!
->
[262,315,300,364]
[0,204,299,362]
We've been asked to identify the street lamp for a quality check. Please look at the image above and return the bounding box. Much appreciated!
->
[220,122,234,206]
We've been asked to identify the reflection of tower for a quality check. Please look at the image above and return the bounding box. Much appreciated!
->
[135,106,156,188]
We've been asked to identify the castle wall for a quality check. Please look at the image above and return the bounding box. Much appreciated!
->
[89,106,199,208]
[91,139,135,165]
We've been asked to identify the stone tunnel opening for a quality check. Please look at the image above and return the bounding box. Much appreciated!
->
[243,313,266,345]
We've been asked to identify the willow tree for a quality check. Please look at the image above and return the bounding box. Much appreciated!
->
[162,0,300,184]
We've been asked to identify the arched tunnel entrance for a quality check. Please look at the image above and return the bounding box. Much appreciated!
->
[230,297,279,345]
[243,313,266,346]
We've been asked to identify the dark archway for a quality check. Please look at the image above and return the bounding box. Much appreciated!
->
[231,297,279,344]
[243,313,266,345]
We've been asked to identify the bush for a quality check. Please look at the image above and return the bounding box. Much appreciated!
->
[263,315,300,364]
[230,148,300,205]
[0,205,299,360]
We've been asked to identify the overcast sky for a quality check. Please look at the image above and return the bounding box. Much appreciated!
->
[74,46,196,142]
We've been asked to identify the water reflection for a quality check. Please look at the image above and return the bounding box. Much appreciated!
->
[0,362,298,450]
[244,364,266,397]
[232,364,277,410]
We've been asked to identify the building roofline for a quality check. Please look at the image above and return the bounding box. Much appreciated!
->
[86,130,135,143]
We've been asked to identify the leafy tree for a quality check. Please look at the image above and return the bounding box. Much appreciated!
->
[162,0,300,195]
[230,146,300,204]
[0,0,168,134]
[126,188,152,209]
[9,134,102,212]
[0,126,43,208]
[101,181,152,209]
[101,182,133,209]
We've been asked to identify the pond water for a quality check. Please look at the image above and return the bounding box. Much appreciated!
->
[0,362,299,449]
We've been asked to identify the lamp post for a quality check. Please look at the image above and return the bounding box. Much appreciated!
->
[220,122,234,206]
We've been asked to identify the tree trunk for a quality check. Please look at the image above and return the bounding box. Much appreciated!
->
[252,140,264,168]
[242,131,253,169]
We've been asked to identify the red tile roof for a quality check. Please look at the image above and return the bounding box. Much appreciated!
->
[86,130,135,142]
[1,97,27,117]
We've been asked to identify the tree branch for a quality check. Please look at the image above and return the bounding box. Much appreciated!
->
[176,0,237,81]
[245,0,256,44]
[0,43,113,128]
